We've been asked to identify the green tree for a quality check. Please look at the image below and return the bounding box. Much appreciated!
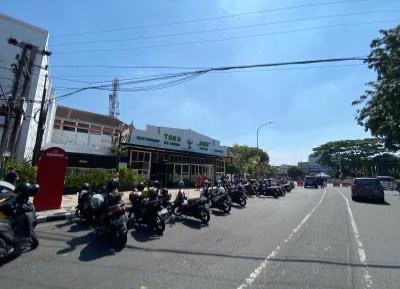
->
[353,25,400,150]
[226,145,269,175]
[287,166,304,179]
[311,138,385,177]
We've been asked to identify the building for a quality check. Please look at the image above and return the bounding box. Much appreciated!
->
[298,155,335,176]
[275,164,289,177]
[43,105,126,168]
[123,125,227,185]
[0,13,54,161]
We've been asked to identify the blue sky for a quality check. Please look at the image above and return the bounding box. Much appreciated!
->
[2,0,399,165]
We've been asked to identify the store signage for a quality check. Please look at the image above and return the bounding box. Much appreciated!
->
[130,125,227,156]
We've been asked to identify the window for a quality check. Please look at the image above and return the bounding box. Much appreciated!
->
[103,127,113,136]
[77,128,88,133]
[62,126,75,131]
[144,152,150,162]
[137,152,144,162]
[63,120,75,126]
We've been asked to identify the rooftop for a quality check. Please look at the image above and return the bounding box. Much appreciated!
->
[55,105,125,128]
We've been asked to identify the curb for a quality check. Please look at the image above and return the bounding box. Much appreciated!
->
[37,211,75,224]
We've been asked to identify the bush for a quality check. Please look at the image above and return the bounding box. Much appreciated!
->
[64,169,110,191]
[5,160,36,184]
[118,168,144,191]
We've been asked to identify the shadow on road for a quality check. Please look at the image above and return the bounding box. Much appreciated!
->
[354,199,390,206]
[211,210,228,216]
[130,226,162,242]
[167,215,208,229]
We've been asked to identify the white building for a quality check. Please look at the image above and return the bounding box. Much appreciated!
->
[0,13,54,161]
[43,105,126,168]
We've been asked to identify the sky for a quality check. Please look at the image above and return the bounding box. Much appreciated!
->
[1,0,399,165]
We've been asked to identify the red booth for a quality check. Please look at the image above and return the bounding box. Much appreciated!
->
[33,147,68,210]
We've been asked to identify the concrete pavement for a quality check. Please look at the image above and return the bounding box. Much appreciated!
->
[1,186,400,289]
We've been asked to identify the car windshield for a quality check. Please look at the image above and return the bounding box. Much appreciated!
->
[1,1,400,289]
[377,177,393,182]
[354,179,381,186]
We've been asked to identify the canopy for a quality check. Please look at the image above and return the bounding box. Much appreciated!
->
[316,172,330,178]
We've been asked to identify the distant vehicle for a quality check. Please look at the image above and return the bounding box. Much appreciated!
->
[304,176,318,189]
[351,178,384,203]
[376,176,396,190]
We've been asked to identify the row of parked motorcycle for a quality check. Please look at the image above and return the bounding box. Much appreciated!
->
[0,177,295,261]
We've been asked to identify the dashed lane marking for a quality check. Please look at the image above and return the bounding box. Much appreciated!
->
[237,188,327,289]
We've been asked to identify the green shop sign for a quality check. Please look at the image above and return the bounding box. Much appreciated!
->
[163,133,181,146]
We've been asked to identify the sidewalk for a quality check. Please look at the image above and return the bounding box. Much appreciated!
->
[35,188,201,222]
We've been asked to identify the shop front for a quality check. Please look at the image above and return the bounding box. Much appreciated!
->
[124,125,227,186]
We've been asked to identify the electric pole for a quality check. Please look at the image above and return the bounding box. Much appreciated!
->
[31,74,48,165]
[0,37,51,161]
[0,44,29,156]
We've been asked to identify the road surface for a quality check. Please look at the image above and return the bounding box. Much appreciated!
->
[1,186,399,289]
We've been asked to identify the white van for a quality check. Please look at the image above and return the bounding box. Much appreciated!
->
[376,176,396,190]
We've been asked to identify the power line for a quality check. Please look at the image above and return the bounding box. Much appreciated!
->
[54,19,399,54]
[51,0,368,38]
[51,8,399,47]
[51,56,369,102]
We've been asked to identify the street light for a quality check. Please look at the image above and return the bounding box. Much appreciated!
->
[256,121,273,148]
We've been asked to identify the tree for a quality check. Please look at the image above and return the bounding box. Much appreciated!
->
[311,138,385,177]
[287,166,304,179]
[226,145,269,175]
[353,25,400,150]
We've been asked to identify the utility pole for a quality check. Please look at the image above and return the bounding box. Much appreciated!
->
[31,74,47,165]
[0,45,29,156]
[0,37,51,161]
[9,46,38,158]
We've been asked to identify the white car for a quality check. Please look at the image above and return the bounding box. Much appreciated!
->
[377,176,396,190]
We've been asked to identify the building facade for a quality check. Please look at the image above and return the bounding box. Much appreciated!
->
[43,105,125,168]
[298,155,335,176]
[124,125,227,185]
[0,13,54,161]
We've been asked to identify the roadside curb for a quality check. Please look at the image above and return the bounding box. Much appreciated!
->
[37,211,75,224]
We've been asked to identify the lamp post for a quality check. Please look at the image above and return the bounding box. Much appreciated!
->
[256,121,273,149]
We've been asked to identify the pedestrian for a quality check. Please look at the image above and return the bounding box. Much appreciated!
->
[5,167,19,186]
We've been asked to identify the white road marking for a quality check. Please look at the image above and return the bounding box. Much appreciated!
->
[237,188,327,289]
[337,189,373,289]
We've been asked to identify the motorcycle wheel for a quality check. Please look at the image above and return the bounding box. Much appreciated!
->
[172,206,183,216]
[240,197,246,207]
[274,191,279,199]
[223,202,231,213]
[154,215,165,236]
[30,229,39,250]
[199,208,210,224]
[75,208,80,218]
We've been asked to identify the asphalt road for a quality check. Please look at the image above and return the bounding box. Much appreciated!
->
[1,186,400,289]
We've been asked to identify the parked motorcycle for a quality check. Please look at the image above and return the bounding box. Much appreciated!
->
[202,186,232,213]
[257,180,279,198]
[90,180,128,246]
[128,187,167,236]
[159,188,173,216]
[0,183,39,260]
[75,183,95,224]
[227,184,247,207]
[172,189,210,224]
